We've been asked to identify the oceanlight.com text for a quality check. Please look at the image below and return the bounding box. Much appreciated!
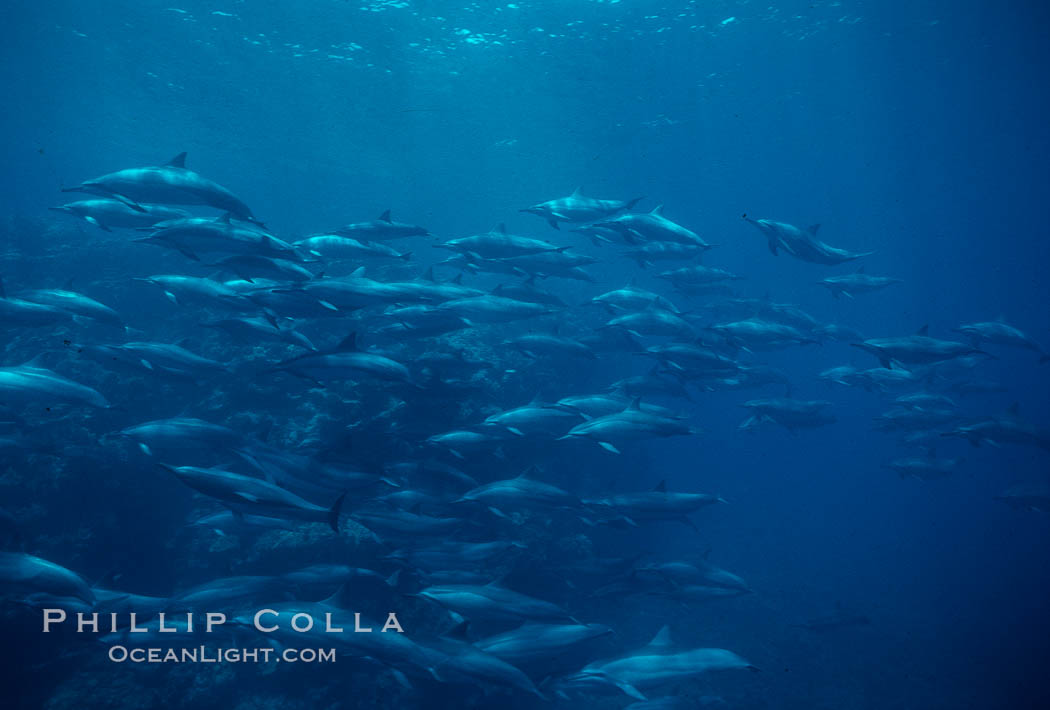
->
[107,646,337,664]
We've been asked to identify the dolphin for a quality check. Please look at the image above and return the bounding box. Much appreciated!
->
[954,319,1049,362]
[265,332,416,385]
[455,470,584,514]
[941,404,1050,451]
[602,309,695,338]
[435,224,566,259]
[437,295,554,323]
[159,463,345,532]
[583,480,724,527]
[851,325,988,368]
[0,552,95,606]
[743,216,872,264]
[554,394,686,420]
[491,277,567,307]
[135,274,250,309]
[428,622,548,699]
[0,278,74,328]
[502,333,597,360]
[482,403,583,437]
[565,625,755,698]
[115,417,252,459]
[62,152,262,225]
[624,241,709,268]
[49,199,189,231]
[78,341,231,379]
[709,318,819,350]
[201,316,316,351]
[135,214,298,261]
[207,254,315,283]
[656,265,743,288]
[295,234,412,262]
[334,210,429,241]
[416,583,578,624]
[995,483,1050,512]
[594,205,713,247]
[589,283,681,314]
[738,398,834,432]
[559,399,695,454]
[475,622,614,666]
[521,187,642,229]
[16,285,124,328]
[817,268,901,299]
[0,363,110,409]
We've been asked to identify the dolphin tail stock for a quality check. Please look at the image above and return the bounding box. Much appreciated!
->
[597,671,646,701]
[325,493,346,533]
[86,188,148,214]
[327,492,347,533]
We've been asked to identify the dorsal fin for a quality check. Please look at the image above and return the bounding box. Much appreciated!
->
[167,152,187,168]
[626,397,642,412]
[21,353,49,369]
[645,625,673,649]
[451,274,463,285]
[517,465,539,479]
[63,277,75,291]
[423,266,435,282]
[653,479,667,493]
[336,332,358,352]
[493,284,504,295]
[349,266,366,278]
[917,325,929,336]
[650,205,664,216]
[320,582,355,609]
[493,223,507,234]
[525,275,536,286]
[378,209,392,223]
[571,186,583,197]
[808,223,821,235]
[856,265,865,274]
[444,620,470,641]
[1007,401,1020,417]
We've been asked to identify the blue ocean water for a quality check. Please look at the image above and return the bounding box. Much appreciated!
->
[1,1,1049,708]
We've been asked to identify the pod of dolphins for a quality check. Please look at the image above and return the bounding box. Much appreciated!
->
[1,151,1048,705]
